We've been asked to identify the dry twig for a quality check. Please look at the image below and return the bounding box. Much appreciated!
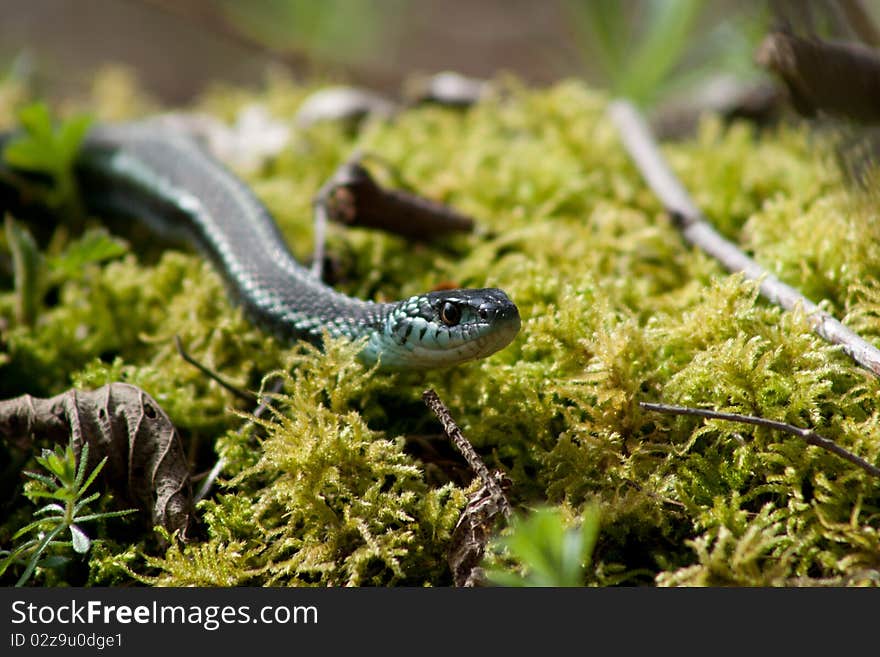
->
[608,99,880,378]
[640,401,880,478]
[447,470,512,587]
[422,388,511,586]
[422,389,511,518]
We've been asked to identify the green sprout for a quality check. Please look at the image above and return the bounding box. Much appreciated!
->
[4,215,128,327]
[0,440,134,587]
[485,506,600,587]
[2,101,91,209]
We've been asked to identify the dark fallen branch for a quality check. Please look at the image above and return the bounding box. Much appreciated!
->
[608,99,880,378]
[756,30,880,123]
[0,383,198,539]
[315,156,475,240]
[422,388,511,587]
[309,154,475,281]
[640,401,880,479]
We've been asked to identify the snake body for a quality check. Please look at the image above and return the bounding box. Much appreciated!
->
[48,124,520,369]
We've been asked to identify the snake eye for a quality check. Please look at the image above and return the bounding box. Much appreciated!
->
[439,301,462,327]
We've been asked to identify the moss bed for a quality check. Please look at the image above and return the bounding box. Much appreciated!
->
[2,71,880,586]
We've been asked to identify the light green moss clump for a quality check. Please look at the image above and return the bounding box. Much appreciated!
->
[2,71,880,586]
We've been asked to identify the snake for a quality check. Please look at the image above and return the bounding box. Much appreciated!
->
[1,123,521,370]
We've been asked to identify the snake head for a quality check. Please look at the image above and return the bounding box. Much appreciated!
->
[369,287,521,369]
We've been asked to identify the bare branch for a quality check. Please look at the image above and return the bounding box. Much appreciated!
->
[315,156,475,241]
[640,401,880,478]
[608,99,880,378]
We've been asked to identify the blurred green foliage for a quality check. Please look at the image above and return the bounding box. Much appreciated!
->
[486,506,600,587]
[2,102,91,209]
[218,0,406,64]
[564,0,770,106]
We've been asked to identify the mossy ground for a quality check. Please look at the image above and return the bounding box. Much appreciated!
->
[2,70,880,586]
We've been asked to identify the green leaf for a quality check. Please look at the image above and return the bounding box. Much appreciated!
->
[22,489,68,502]
[76,456,107,498]
[11,517,53,541]
[4,215,44,327]
[74,508,137,523]
[22,470,59,489]
[486,506,601,587]
[1,101,92,209]
[619,0,704,105]
[58,114,93,163]
[72,491,101,516]
[482,568,530,587]
[16,103,53,140]
[580,507,600,562]
[3,138,55,172]
[0,539,39,577]
[48,229,128,280]
[73,441,90,492]
[69,524,91,554]
[15,523,66,586]
[501,509,567,583]
[33,503,66,516]
[35,446,65,478]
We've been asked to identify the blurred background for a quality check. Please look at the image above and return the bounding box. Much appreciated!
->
[0,0,878,114]
[0,1,798,102]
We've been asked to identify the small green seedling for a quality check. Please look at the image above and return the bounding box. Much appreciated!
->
[0,440,134,586]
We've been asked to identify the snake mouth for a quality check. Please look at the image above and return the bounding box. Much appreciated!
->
[473,308,521,357]
[405,293,521,368]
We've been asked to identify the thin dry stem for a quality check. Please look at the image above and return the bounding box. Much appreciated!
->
[609,99,880,378]
[640,401,880,478]
[422,388,511,518]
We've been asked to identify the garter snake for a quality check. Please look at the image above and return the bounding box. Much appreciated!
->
[2,123,520,370]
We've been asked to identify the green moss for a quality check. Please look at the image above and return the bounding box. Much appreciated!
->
[2,72,880,586]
